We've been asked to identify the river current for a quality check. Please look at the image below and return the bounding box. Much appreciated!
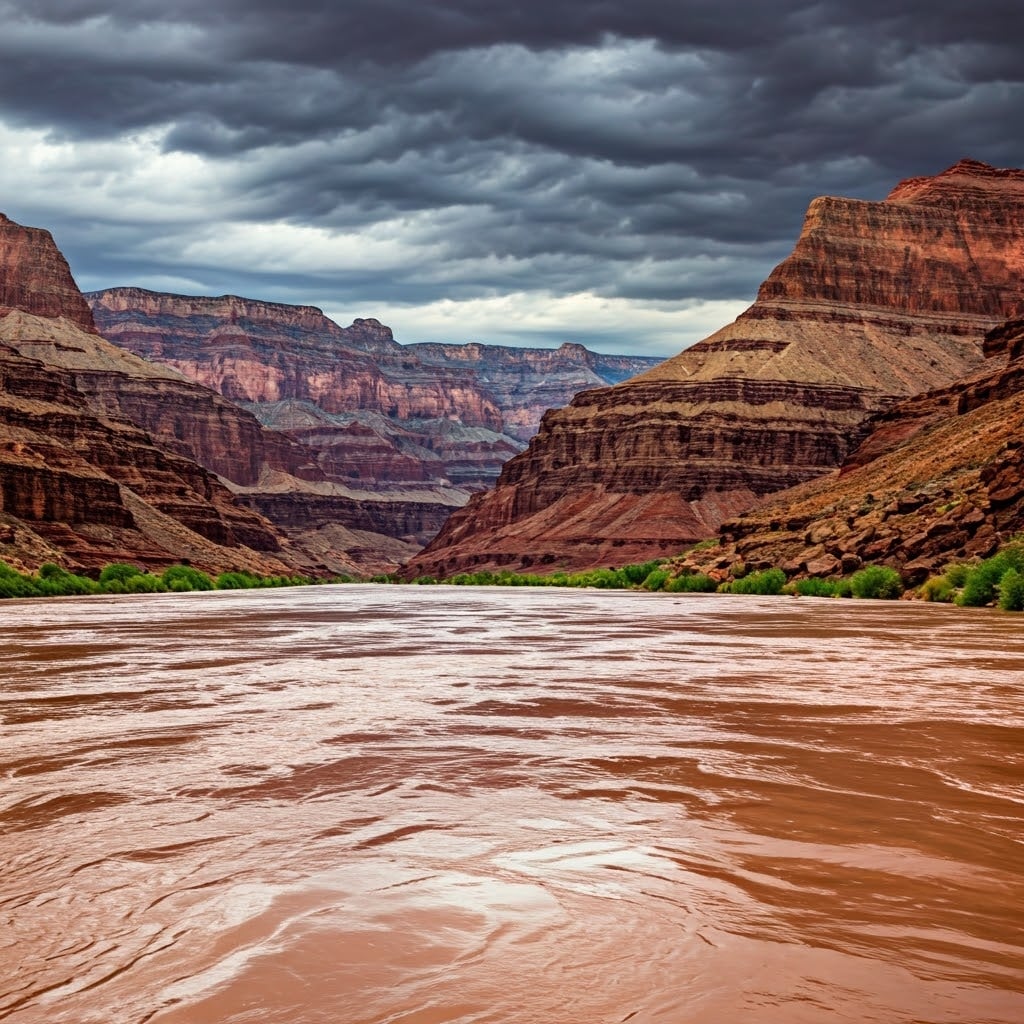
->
[1,586,1022,1023]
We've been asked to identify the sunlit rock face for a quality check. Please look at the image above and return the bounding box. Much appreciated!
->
[408,159,1024,577]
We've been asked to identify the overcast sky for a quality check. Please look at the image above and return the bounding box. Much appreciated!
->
[1,1,1021,355]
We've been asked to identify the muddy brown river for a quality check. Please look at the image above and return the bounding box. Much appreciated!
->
[1,586,1022,1023]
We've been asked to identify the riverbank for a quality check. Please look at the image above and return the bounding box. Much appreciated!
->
[392,537,1024,611]
[0,559,351,599]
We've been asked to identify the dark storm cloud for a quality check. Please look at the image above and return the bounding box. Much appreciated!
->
[0,0,1022,351]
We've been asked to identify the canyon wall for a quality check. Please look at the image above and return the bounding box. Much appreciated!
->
[680,317,1024,585]
[0,326,290,575]
[2,211,662,576]
[407,340,662,442]
[0,213,297,573]
[87,289,660,489]
[407,159,1024,577]
[0,214,404,575]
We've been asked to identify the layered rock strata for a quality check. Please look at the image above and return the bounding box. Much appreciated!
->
[681,317,1024,584]
[87,289,661,488]
[85,287,661,569]
[0,306,438,575]
[407,341,662,442]
[1,213,378,573]
[408,160,1024,577]
[0,332,289,574]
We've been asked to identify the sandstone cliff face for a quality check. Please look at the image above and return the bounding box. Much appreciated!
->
[1,213,653,576]
[0,214,97,332]
[0,307,430,575]
[88,289,506,426]
[408,160,1024,577]
[0,216,451,574]
[0,213,303,572]
[408,341,661,442]
[682,317,1024,585]
[85,287,664,571]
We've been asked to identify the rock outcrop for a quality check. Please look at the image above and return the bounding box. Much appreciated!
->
[681,317,1024,585]
[0,213,96,332]
[90,291,506,429]
[408,160,1024,577]
[0,212,301,573]
[84,287,662,570]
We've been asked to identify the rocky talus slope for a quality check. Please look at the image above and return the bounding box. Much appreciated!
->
[407,160,1024,577]
[680,317,1024,586]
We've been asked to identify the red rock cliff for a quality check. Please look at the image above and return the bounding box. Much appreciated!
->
[0,215,299,573]
[408,160,1024,577]
[88,289,506,429]
[0,333,290,573]
[685,316,1024,586]
[407,341,661,442]
[87,289,661,497]
[0,213,97,332]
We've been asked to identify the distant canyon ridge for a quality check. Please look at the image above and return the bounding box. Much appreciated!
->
[84,289,659,571]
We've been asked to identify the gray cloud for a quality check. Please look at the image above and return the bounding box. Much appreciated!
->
[0,0,1022,353]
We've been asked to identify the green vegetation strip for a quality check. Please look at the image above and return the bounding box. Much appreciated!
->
[6,540,1022,610]
[394,541,1024,611]
[919,542,1024,610]
[395,561,903,598]
[0,561,353,599]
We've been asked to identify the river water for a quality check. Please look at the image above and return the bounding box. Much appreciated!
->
[1,586,1022,1024]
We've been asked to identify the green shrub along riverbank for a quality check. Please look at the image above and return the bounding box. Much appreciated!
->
[5,540,1023,610]
[918,541,1024,610]
[0,560,352,599]
[394,539,1024,611]
[399,562,905,599]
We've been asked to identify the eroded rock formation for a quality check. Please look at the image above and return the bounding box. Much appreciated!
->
[408,160,1024,577]
[0,214,96,332]
[0,327,289,575]
[681,317,1024,585]
[0,214,366,574]
[2,212,661,575]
